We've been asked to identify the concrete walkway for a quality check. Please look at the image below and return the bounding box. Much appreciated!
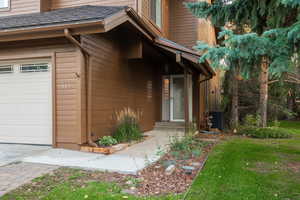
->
[23,130,183,174]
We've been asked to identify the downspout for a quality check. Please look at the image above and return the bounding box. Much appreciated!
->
[64,29,97,147]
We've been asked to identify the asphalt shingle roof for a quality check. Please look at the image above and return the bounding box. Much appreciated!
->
[0,5,126,31]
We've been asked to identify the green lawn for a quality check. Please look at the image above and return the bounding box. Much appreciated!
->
[2,121,299,200]
[186,121,300,200]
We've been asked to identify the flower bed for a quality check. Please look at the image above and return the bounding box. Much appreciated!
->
[80,135,150,155]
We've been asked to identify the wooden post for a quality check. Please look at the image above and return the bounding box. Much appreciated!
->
[198,75,202,131]
[184,67,190,134]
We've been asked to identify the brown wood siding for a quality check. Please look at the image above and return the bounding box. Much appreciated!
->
[169,0,198,49]
[0,38,83,149]
[195,0,219,112]
[81,33,160,140]
[51,0,136,10]
[0,0,41,17]
[55,50,83,146]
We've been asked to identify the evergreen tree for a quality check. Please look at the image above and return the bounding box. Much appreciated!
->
[186,0,300,126]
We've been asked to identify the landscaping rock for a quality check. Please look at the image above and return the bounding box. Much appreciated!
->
[165,165,175,175]
[182,166,195,174]
[162,160,176,168]
[191,162,201,167]
[125,180,133,185]
[154,165,161,169]
[122,189,136,195]
[130,186,136,190]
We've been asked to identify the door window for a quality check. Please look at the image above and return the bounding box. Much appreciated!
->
[172,76,184,121]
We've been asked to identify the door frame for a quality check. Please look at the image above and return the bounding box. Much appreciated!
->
[170,75,185,122]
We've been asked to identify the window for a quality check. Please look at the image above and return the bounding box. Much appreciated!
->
[20,63,49,73]
[150,0,162,28]
[0,0,9,9]
[0,65,13,74]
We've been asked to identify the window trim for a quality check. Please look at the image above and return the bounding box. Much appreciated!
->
[20,63,49,73]
[0,0,10,12]
[0,65,13,74]
[150,0,162,28]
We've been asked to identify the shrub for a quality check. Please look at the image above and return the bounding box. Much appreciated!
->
[112,107,143,143]
[239,127,292,139]
[169,136,207,160]
[244,114,260,127]
[98,136,118,147]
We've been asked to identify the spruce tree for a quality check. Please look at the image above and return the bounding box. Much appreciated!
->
[186,0,300,127]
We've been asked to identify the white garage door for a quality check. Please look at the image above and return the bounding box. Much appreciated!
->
[0,61,52,145]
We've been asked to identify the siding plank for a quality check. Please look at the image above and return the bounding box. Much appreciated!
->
[81,33,161,140]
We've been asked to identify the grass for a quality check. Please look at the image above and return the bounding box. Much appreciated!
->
[2,121,299,200]
[1,168,181,200]
[185,120,300,200]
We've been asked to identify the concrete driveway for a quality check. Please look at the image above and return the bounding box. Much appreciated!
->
[0,144,51,167]
[0,144,56,196]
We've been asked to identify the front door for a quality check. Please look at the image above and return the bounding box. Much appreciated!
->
[170,75,185,121]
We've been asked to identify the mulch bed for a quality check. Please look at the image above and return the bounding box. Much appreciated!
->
[136,142,215,196]
[13,134,227,197]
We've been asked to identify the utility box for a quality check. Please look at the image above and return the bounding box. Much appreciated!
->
[209,112,224,130]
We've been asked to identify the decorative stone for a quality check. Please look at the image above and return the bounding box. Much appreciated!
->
[162,160,176,168]
[191,162,201,167]
[122,189,136,195]
[125,180,133,185]
[165,165,175,175]
[154,165,161,169]
[130,186,136,190]
[182,166,195,174]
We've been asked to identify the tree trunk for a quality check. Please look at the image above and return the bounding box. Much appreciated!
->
[230,72,239,129]
[259,58,269,127]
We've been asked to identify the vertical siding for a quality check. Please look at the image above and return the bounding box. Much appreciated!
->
[81,33,160,140]
[51,0,136,10]
[0,0,41,17]
[169,0,198,49]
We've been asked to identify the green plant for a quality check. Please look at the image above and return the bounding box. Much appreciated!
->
[155,146,165,157]
[124,177,141,188]
[112,107,143,143]
[244,114,260,127]
[272,120,281,128]
[98,136,118,147]
[169,136,206,160]
[239,127,292,139]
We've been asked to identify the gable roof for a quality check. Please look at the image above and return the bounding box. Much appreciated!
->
[0,5,125,31]
[0,5,215,77]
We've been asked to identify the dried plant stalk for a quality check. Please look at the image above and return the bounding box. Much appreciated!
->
[114,107,143,125]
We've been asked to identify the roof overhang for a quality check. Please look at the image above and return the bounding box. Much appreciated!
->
[0,6,215,77]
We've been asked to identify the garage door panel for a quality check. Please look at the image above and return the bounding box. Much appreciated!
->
[0,104,50,113]
[0,126,52,145]
[0,62,52,145]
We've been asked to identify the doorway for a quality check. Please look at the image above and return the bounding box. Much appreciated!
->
[162,75,193,122]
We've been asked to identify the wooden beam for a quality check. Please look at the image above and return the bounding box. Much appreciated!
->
[176,52,181,63]
[184,67,190,134]
[126,40,143,59]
